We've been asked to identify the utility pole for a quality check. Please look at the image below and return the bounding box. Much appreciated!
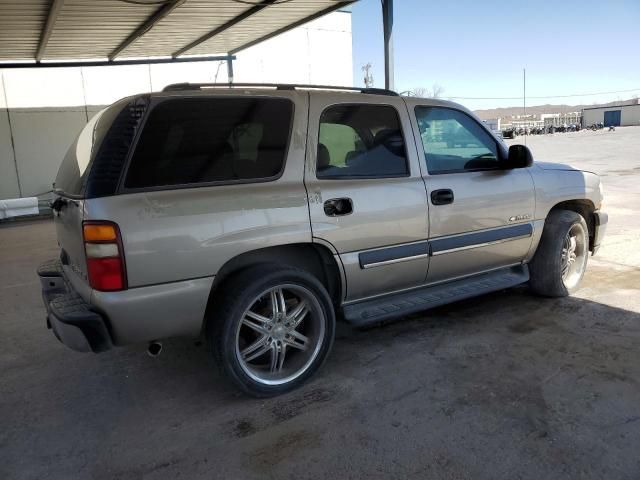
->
[362,63,373,88]
[523,68,527,143]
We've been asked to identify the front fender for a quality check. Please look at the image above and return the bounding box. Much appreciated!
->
[530,167,603,220]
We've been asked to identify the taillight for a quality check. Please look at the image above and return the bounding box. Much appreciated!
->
[83,221,127,291]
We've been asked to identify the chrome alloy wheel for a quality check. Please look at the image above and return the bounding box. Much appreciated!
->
[561,222,588,290]
[235,284,326,385]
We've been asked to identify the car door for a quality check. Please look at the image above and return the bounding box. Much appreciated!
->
[305,94,430,302]
[406,100,536,284]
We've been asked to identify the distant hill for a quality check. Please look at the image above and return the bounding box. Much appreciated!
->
[474,98,638,120]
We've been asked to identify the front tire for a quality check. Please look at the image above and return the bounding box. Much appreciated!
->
[209,264,335,397]
[529,209,589,297]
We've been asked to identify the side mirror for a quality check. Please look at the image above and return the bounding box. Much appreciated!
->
[505,144,534,169]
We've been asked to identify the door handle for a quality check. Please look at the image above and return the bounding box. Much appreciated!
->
[324,198,353,217]
[431,189,454,205]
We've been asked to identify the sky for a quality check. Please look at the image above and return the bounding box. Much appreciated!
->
[350,0,640,110]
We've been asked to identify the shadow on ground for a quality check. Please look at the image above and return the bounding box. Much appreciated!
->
[2,266,639,479]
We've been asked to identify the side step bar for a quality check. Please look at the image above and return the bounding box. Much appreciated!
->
[343,265,529,327]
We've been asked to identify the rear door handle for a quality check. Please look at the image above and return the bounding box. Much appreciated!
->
[431,189,454,205]
[324,198,353,217]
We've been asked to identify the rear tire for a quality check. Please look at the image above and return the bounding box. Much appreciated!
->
[208,264,335,397]
[529,209,589,297]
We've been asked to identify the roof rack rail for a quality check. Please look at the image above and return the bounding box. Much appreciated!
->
[162,83,398,96]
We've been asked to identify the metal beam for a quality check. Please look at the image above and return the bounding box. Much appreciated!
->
[0,55,235,69]
[229,1,356,55]
[109,0,186,61]
[173,0,277,58]
[36,0,64,62]
[382,0,394,91]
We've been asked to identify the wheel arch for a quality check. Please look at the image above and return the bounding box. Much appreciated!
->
[203,243,344,331]
[549,199,596,251]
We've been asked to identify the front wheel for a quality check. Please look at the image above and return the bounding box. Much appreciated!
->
[209,265,335,397]
[529,210,589,297]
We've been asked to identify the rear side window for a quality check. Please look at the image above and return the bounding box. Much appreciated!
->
[124,97,293,189]
[317,104,408,178]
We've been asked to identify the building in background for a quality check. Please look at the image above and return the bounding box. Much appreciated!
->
[541,112,582,128]
[482,118,501,131]
[582,99,640,128]
[0,11,352,202]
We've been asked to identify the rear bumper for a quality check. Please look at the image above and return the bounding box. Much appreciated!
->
[592,211,608,255]
[37,259,112,353]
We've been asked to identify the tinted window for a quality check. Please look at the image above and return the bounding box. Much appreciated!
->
[55,97,147,197]
[317,104,408,178]
[125,97,293,189]
[415,107,499,174]
[54,109,103,196]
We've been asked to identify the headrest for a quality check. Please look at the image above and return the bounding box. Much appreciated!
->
[317,143,330,169]
[374,128,405,156]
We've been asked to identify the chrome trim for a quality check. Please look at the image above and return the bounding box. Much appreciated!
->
[361,252,431,269]
[431,234,533,256]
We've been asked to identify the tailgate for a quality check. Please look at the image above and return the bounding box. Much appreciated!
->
[51,110,101,289]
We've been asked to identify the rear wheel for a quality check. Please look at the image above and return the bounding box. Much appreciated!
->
[529,210,589,297]
[209,265,335,397]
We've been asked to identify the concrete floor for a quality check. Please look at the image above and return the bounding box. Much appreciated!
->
[1,127,639,479]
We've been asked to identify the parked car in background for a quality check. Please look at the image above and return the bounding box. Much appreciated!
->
[39,84,607,397]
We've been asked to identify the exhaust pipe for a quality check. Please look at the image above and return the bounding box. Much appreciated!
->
[147,341,162,357]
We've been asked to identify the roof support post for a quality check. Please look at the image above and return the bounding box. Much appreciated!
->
[36,0,64,62]
[227,55,234,84]
[382,0,394,91]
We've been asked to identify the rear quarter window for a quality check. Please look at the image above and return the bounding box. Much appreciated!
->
[54,110,104,196]
[54,96,147,198]
[124,97,293,189]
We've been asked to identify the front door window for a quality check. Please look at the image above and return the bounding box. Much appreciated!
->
[414,107,499,174]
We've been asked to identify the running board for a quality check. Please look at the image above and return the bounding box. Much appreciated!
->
[342,265,529,327]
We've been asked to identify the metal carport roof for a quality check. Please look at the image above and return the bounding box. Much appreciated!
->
[0,0,355,65]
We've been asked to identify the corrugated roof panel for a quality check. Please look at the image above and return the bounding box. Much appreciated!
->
[186,0,340,55]
[0,0,50,60]
[0,0,355,63]
[43,0,158,59]
[121,0,248,58]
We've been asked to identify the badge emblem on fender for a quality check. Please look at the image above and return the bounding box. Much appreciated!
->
[509,214,531,222]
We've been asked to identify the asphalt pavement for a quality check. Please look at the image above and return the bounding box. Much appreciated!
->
[1,126,639,479]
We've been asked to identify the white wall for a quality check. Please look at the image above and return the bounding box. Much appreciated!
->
[0,11,352,199]
[582,104,640,127]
